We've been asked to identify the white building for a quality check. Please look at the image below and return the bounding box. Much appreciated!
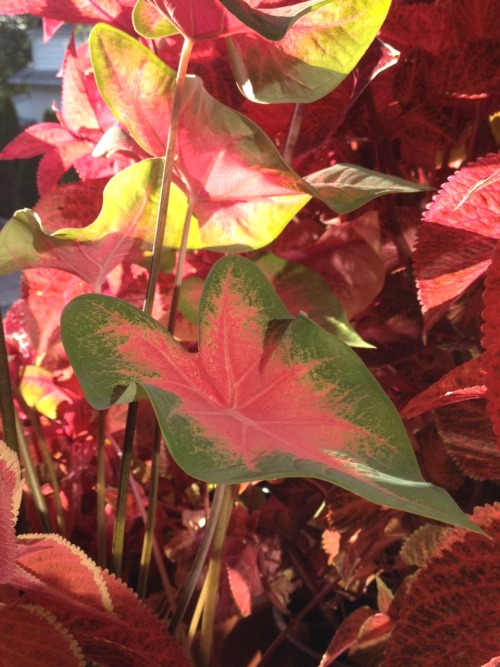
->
[8,25,74,125]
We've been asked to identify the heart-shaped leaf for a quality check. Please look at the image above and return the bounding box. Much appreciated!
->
[226,0,391,103]
[61,255,479,530]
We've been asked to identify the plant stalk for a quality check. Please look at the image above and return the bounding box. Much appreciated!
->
[112,35,194,578]
[283,103,304,165]
[198,484,235,667]
[0,307,20,456]
[169,482,228,635]
[96,410,107,568]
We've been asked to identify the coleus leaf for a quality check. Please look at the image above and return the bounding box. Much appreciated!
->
[381,503,500,667]
[401,356,486,419]
[0,604,85,667]
[415,151,500,329]
[61,255,480,530]
[482,241,500,449]
[0,0,135,29]
[0,440,22,584]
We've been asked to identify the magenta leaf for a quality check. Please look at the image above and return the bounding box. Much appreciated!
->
[0,0,134,29]
[61,255,480,530]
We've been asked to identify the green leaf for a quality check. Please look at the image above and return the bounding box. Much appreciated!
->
[61,255,480,532]
[132,0,179,38]
[0,160,184,285]
[305,164,432,214]
[226,0,392,103]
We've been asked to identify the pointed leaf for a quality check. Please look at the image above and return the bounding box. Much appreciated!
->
[0,441,22,584]
[61,255,479,530]
[226,0,391,103]
[0,604,85,667]
[90,26,310,250]
[304,164,430,214]
[401,356,486,419]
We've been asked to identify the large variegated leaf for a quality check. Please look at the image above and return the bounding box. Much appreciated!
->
[61,255,479,530]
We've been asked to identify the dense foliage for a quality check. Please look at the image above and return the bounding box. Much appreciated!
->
[0,1,499,665]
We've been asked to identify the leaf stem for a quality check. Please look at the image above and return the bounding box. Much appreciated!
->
[283,103,304,165]
[137,420,162,600]
[96,410,107,568]
[0,307,20,457]
[111,400,138,576]
[169,483,228,635]
[198,484,236,667]
[144,35,194,316]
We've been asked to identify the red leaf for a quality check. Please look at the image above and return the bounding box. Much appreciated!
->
[0,441,22,584]
[0,123,75,160]
[401,356,486,419]
[319,606,375,667]
[0,604,85,667]
[482,241,500,449]
[382,504,500,667]
[0,0,135,29]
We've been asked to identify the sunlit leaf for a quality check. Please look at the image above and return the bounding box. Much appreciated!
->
[61,255,480,530]
[226,0,391,103]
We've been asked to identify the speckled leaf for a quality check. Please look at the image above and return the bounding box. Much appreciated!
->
[132,0,179,38]
[61,255,479,529]
[179,253,372,347]
[226,0,391,103]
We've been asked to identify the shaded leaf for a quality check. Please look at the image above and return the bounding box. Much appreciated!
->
[482,241,500,449]
[0,440,22,584]
[401,356,486,419]
[319,606,375,667]
[61,255,480,529]
[0,604,85,667]
[399,523,447,568]
[382,504,500,667]
[305,164,429,214]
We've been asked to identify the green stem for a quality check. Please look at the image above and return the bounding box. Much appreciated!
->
[96,410,107,568]
[0,307,20,456]
[144,35,194,316]
[170,483,228,635]
[111,401,138,577]
[15,412,51,533]
[283,103,304,165]
[137,421,161,600]
[111,36,194,578]
[198,484,235,667]
[12,385,66,536]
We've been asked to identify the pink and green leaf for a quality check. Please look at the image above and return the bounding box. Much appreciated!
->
[61,255,480,530]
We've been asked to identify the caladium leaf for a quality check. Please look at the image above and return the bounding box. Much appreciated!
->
[226,0,392,103]
[0,162,187,286]
[61,255,480,530]
[179,253,372,347]
[304,164,430,214]
[0,0,135,29]
[132,0,179,38]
